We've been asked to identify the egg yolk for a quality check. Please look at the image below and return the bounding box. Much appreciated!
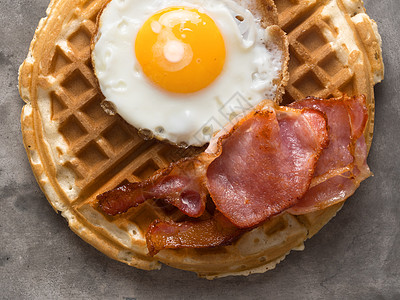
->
[135,7,226,94]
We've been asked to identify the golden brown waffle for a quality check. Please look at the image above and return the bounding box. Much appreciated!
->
[19,0,383,278]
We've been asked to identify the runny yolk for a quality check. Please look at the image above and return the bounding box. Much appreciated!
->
[135,7,226,94]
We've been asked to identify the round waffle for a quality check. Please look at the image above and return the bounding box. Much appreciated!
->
[19,0,383,279]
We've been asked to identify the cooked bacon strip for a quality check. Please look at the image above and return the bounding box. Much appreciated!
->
[206,106,329,228]
[287,95,371,214]
[146,212,245,256]
[97,157,209,217]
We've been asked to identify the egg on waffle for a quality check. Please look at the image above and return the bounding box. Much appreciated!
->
[19,0,383,278]
[92,0,289,146]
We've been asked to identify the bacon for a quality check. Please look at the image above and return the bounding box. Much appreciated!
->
[97,96,371,254]
[98,103,328,222]
[146,212,245,256]
[97,157,209,217]
[287,95,371,214]
[206,107,328,228]
[143,106,328,253]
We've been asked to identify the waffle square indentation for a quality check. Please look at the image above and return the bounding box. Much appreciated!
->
[61,69,93,100]
[298,25,326,53]
[59,115,88,145]
[318,52,344,77]
[102,121,134,151]
[68,26,91,54]
[293,71,325,96]
[50,47,71,74]
[81,94,110,122]
[77,141,109,168]
[133,159,160,180]
[128,203,162,232]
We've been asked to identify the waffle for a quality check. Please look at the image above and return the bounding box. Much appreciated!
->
[19,0,383,279]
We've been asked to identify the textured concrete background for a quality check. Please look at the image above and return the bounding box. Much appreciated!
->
[1,0,399,299]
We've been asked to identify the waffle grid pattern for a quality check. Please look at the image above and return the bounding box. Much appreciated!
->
[20,0,380,276]
[277,0,361,103]
[42,2,201,212]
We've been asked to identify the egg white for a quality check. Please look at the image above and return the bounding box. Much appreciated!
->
[93,0,283,146]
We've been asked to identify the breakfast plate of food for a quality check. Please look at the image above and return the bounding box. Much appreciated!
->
[18,0,385,280]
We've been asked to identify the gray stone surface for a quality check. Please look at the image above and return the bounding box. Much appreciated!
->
[0,0,399,299]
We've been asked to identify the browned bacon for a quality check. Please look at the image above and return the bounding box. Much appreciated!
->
[97,157,209,218]
[146,212,244,256]
[97,96,371,255]
[287,95,371,214]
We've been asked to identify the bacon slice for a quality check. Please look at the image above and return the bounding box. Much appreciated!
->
[146,212,244,256]
[206,107,328,228]
[97,157,209,217]
[287,95,371,214]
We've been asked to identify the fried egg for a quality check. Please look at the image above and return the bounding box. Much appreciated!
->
[92,0,284,146]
